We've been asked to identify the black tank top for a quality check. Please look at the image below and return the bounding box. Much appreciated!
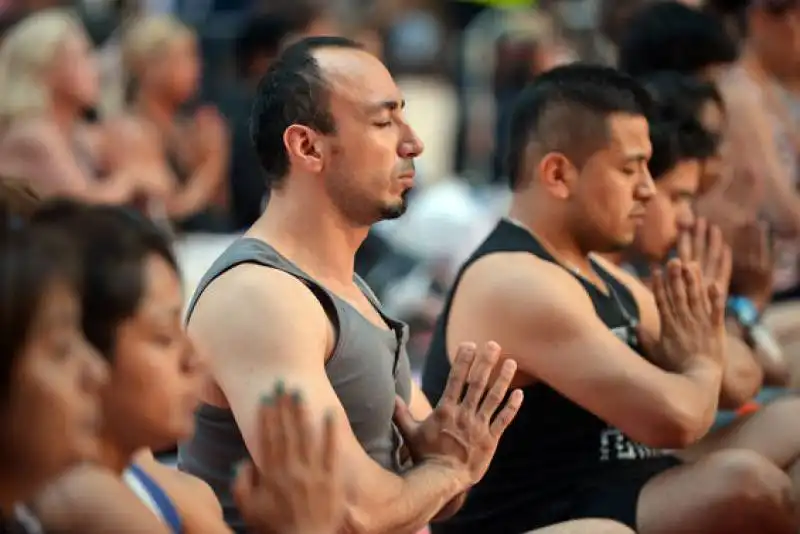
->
[422,219,670,533]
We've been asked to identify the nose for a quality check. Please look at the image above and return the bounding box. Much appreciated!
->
[677,205,696,232]
[182,335,208,375]
[399,123,424,159]
[80,340,109,394]
[636,168,657,203]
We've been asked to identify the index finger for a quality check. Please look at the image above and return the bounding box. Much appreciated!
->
[440,342,476,406]
[677,228,693,263]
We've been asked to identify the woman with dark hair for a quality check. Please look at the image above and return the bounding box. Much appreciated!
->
[0,192,108,532]
[29,201,348,534]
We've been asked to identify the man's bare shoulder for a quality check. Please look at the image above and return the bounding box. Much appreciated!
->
[458,251,595,315]
[188,263,332,356]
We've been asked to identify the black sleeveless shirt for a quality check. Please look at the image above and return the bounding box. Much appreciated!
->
[422,219,671,533]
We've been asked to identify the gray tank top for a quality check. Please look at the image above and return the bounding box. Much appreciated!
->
[177,237,413,533]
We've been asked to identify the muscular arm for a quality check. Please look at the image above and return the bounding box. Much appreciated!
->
[447,255,723,449]
[596,256,762,410]
[189,266,464,534]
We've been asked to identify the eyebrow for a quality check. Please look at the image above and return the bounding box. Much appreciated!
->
[622,152,650,164]
[367,99,406,114]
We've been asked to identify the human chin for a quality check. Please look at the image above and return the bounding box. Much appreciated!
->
[379,191,410,221]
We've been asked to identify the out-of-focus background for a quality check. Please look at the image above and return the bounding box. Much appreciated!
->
[5,0,800,380]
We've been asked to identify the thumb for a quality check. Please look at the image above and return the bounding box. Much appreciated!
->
[393,395,418,436]
[636,323,658,356]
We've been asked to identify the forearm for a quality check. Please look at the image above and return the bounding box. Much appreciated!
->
[664,359,724,443]
[342,461,463,534]
[167,158,224,218]
[718,332,764,409]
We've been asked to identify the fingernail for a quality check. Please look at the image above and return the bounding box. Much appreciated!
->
[260,394,272,405]
[324,409,335,422]
[232,460,245,477]
[291,390,302,404]
[275,380,285,395]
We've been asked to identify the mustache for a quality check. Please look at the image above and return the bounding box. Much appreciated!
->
[397,160,415,175]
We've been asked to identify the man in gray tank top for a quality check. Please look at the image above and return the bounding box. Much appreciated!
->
[178,36,525,534]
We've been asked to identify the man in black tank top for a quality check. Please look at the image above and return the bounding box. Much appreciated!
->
[422,64,798,534]
[179,36,533,534]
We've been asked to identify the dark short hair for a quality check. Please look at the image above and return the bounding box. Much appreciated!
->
[643,72,721,179]
[250,36,364,190]
[32,201,178,361]
[641,70,725,121]
[0,223,81,403]
[505,63,653,190]
[618,1,738,77]
[648,118,716,180]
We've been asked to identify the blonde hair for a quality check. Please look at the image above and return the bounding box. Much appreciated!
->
[122,15,193,80]
[0,9,83,122]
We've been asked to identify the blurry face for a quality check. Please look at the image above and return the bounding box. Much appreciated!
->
[50,30,99,108]
[634,159,701,262]
[102,254,204,451]
[0,281,107,491]
[152,33,200,104]
[698,99,725,193]
[294,49,424,225]
[567,113,655,252]
[751,5,800,76]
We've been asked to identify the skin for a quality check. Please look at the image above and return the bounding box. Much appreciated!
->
[187,45,591,534]
[0,281,107,513]
[0,29,164,203]
[34,254,222,534]
[444,112,798,533]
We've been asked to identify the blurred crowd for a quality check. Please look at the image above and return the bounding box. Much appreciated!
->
[3,0,800,532]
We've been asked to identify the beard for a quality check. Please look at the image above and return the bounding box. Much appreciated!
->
[378,188,411,221]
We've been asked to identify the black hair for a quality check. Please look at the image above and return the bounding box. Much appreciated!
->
[0,192,79,402]
[505,63,653,190]
[641,70,725,122]
[618,1,738,77]
[643,72,721,179]
[32,201,178,361]
[648,118,716,179]
[249,36,364,190]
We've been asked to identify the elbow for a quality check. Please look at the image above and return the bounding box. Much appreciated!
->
[718,366,764,410]
[636,400,715,449]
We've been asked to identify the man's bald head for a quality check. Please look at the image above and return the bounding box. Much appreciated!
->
[505,64,653,190]
[250,36,365,189]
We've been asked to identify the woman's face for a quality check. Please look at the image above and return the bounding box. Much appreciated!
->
[0,281,107,493]
[50,29,99,109]
[153,33,200,104]
[102,253,205,452]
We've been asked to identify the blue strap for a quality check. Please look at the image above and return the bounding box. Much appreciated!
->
[128,464,183,534]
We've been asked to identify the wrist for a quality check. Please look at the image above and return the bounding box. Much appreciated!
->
[419,456,471,494]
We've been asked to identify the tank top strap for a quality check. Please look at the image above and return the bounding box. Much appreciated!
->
[123,464,182,534]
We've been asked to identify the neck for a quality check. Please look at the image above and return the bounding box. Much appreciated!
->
[96,431,136,475]
[248,190,369,283]
[603,250,626,266]
[133,92,175,130]
[509,196,594,274]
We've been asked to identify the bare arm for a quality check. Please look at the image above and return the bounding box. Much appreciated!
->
[720,77,800,236]
[448,255,722,449]
[189,266,465,534]
[718,326,764,409]
[32,465,170,534]
[166,113,228,219]
[2,121,134,204]
[595,256,762,410]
